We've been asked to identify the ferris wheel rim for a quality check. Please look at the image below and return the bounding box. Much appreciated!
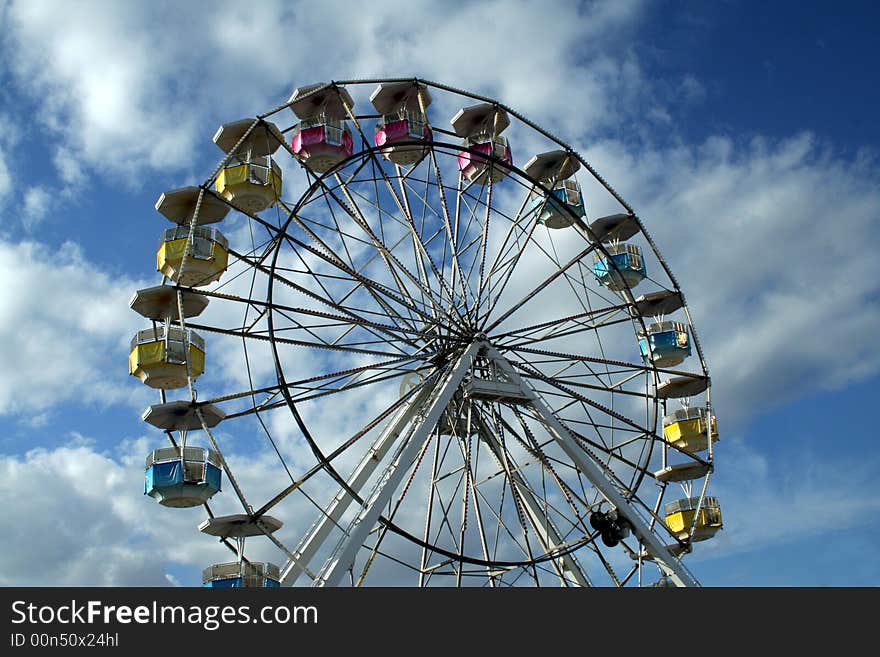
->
[134,76,715,587]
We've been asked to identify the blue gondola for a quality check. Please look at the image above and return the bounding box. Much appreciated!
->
[144,446,222,508]
[593,243,646,290]
[533,179,586,229]
[202,562,281,588]
[638,321,691,367]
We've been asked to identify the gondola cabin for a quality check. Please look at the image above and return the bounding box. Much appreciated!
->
[374,111,431,165]
[291,116,353,173]
[144,446,222,507]
[638,321,692,367]
[524,150,584,229]
[203,562,281,588]
[664,496,723,542]
[532,179,586,228]
[371,81,433,165]
[213,119,285,213]
[129,325,205,389]
[458,133,512,184]
[157,226,228,287]
[289,83,356,174]
[451,103,513,184]
[663,407,719,453]
[215,155,282,214]
[592,243,646,290]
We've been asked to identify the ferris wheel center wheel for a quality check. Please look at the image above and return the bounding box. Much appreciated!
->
[128,78,721,588]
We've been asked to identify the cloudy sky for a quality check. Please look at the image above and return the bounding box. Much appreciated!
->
[1,0,878,587]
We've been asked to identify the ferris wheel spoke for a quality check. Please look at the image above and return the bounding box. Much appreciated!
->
[347,167,468,328]
[418,422,443,586]
[263,376,446,580]
[480,409,546,576]
[285,183,428,328]
[482,242,599,335]
[426,148,470,308]
[330,172,428,324]
[284,363,422,405]
[472,177,494,323]
[510,346,658,384]
[511,363,649,434]
[329,158,467,327]
[497,313,633,351]
[453,184,492,310]
[518,368,654,403]
[229,246,418,338]
[192,287,435,347]
[264,303,411,356]
[185,319,407,358]
[477,213,546,327]
[477,194,536,327]
[355,425,439,585]
[482,184,540,281]
[275,223,433,335]
[464,438,498,585]
[294,184,457,333]
[392,170,434,319]
[474,414,591,585]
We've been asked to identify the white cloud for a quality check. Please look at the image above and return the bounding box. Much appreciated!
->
[0,148,9,200]
[4,1,202,181]
[164,573,183,587]
[0,112,13,199]
[2,0,652,185]
[22,186,51,229]
[582,132,880,421]
[0,431,346,586]
[679,75,706,104]
[52,147,87,187]
[691,437,880,563]
[0,239,151,415]
[0,442,168,585]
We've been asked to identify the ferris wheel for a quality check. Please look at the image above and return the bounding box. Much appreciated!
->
[128,78,722,587]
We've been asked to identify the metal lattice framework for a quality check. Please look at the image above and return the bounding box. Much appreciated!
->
[135,78,717,587]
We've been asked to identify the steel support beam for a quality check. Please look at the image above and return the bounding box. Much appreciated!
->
[312,341,481,586]
[281,382,434,585]
[474,418,592,586]
[481,342,699,587]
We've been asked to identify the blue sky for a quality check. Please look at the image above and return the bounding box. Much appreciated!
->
[0,0,878,586]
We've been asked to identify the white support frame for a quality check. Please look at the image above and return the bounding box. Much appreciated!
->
[280,381,434,585]
[474,417,592,587]
[312,342,482,587]
[480,342,698,587]
[303,339,697,587]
